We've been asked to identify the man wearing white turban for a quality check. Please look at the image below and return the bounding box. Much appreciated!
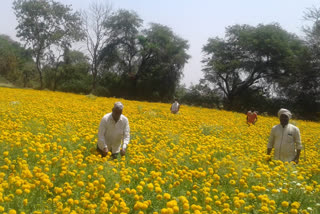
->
[267,108,302,163]
[97,102,130,159]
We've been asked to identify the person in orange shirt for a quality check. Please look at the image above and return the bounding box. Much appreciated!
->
[247,107,258,125]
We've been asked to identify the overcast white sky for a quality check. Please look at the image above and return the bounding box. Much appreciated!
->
[1,0,319,87]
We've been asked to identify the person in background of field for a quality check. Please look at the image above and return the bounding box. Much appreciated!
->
[97,102,130,159]
[267,108,302,164]
[246,107,258,125]
[170,99,180,114]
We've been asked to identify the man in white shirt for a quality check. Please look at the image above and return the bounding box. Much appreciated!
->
[97,102,130,159]
[170,99,180,114]
[267,108,302,163]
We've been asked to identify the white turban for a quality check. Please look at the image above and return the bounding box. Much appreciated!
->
[114,102,124,110]
[278,108,292,119]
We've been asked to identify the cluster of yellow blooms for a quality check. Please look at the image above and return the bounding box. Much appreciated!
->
[0,87,319,213]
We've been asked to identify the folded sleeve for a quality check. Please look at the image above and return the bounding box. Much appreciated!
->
[122,119,130,149]
[97,117,108,150]
[294,127,302,150]
[267,127,275,149]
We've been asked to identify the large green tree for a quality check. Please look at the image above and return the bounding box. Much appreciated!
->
[287,7,320,118]
[202,24,305,109]
[99,9,142,97]
[101,9,143,77]
[99,21,190,101]
[136,23,190,100]
[0,34,35,86]
[13,0,83,89]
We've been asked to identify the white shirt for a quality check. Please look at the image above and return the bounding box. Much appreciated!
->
[97,113,130,153]
[267,124,302,162]
[171,102,179,112]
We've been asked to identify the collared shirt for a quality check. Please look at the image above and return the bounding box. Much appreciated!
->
[247,111,257,123]
[97,113,130,153]
[171,102,179,112]
[267,123,302,162]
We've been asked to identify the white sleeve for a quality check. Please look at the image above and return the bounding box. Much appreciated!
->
[267,127,275,149]
[122,119,130,149]
[97,118,108,150]
[294,127,302,150]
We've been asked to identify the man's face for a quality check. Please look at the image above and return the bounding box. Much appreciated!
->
[112,108,122,122]
[280,114,289,127]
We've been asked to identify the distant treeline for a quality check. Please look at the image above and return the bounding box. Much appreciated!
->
[0,0,319,120]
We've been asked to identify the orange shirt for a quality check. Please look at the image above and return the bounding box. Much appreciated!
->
[247,111,257,123]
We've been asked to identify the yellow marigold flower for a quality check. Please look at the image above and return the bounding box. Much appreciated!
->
[155,186,162,193]
[297,175,304,180]
[291,201,300,209]
[3,151,9,157]
[15,189,23,195]
[131,189,137,195]
[215,200,222,206]
[290,209,299,214]
[134,194,140,201]
[281,201,289,207]
[223,203,230,208]
[229,180,236,185]
[305,186,313,192]
[147,183,154,190]
[260,206,269,212]
[164,193,171,200]
[244,205,253,211]
[269,200,276,206]
[67,198,74,205]
[248,193,256,199]
[183,203,189,210]
[213,174,220,181]
[9,210,17,214]
[161,208,168,214]
[137,185,143,192]
[234,201,241,208]
[205,197,212,204]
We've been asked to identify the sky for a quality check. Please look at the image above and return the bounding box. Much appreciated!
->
[1,0,319,87]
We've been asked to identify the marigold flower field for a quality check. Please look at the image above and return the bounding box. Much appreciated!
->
[0,87,320,214]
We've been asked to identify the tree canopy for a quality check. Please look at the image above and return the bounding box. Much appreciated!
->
[13,0,83,88]
[202,24,307,110]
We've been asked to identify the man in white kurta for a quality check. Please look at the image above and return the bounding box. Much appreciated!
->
[267,108,302,163]
[97,102,130,159]
[170,100,180,114]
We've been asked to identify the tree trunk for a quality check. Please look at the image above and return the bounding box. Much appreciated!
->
[36,55,43,89]
[53,70,57,91]
[92,71,97,91]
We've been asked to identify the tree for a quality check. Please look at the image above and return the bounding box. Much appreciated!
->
[100,10,142,77]
[136,23,190,100]
[0,34,35,86]
[81,1,112,91]
[58,50,91,94]
[290,6,320,118]
[99,9,142,97]
[13,0,83,89]
[98,12,189,101]
[202,24,305,109]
